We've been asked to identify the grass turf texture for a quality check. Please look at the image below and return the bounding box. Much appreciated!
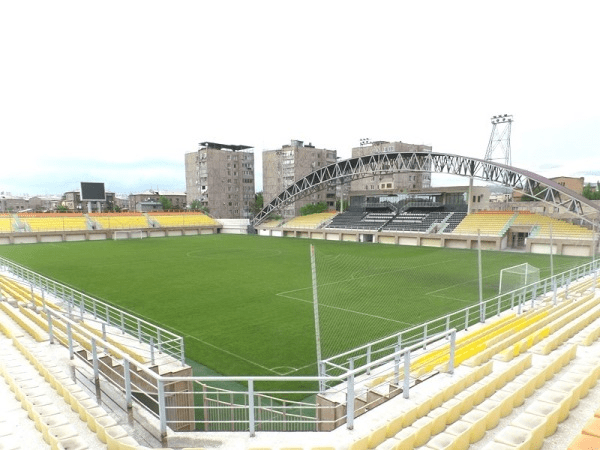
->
[0,234,589,378]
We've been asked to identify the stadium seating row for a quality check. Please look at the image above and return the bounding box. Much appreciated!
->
[0,212,220,233]
[0,303,191,450]
[0,216,13,232]
[452,211,515,236]
[283,212,338,229]
[513,213,594,239]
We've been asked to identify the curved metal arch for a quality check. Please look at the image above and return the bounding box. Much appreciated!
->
[253,152,600,227]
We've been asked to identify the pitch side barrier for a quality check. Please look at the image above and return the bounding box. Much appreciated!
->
[321,258,600,379]
[1,254,598,439]
[0,256,185,366]
[38,305,458,439]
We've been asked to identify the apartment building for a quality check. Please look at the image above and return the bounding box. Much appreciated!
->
[351,140,432,196]
[263,140,337,219]
[185,142,255,219]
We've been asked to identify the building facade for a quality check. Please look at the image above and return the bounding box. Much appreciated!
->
[350,140,432,196]
[28,195,61,212]
[128,190,186,212]
[263,140,337,218]
[185,142,255,219]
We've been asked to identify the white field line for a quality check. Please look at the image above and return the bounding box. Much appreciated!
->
[424,272,506,301]
[106,307,282,375]
[184,334,282,375]
[276,258,463,325]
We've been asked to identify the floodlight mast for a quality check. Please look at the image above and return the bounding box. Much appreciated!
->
[484,114,513,166]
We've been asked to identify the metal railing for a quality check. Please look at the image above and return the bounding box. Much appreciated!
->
[1,255,598,438]
[321,259,600,376]
[0,256,185,365]
[42,306,456,438]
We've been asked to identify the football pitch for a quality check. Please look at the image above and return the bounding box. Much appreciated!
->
[0,235,589,377]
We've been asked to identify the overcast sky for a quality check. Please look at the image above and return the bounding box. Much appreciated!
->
[1,1,598,197]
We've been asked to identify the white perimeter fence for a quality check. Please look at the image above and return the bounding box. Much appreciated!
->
[0,255,599,439]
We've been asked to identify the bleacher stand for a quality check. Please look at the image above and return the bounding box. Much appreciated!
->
[18,213,90,232]
[89,212,150,230]
[326,209,368,229]
[0,215,13,233]
[148,212,220,227]
[442,211,468,233]
[451,211,515,236]
[282,212,338,229]
[513,212,594,239]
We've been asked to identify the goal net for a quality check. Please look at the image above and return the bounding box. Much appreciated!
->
[498,263,540,295]
[113,230,144,240]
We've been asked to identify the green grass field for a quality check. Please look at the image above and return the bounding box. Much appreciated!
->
[0,235,589,378]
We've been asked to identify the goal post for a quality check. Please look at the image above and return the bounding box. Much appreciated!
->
[499,263,540,295]
[113,230,145,240]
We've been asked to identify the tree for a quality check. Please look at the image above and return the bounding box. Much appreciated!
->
[189,199,202,211]
[159,196,173,210]
[300,202,327,216]
[57,204,68,212]
[583,183,600,200]
[250,192,264,215]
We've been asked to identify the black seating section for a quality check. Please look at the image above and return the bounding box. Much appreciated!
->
[443,212,467,233]
[325,208,468,233]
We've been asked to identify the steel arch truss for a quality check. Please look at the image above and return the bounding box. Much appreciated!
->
[253,152,600,227]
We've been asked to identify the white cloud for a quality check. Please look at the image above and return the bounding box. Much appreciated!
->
[1,1,598,196]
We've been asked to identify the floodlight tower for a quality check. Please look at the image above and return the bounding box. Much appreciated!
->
[485,114,513,166]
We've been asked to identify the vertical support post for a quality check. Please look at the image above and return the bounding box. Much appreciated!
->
[423,323,428,350]
[449,330,456,375]
[67,322,74,360]
[120,311,125,334]
[248,380,255,437]
[550,224,554,279]
[393,345,400,385]
[310,244,324,393]
[150,338,155,365]
[158,379,167,439]
[553,278,557,306]
[47,312,54,344]
[346,358,355,430]
[93,300,97,319]
[511,292,515,310]
[465,308,469,331]
[446,315,450,333]
[403,349,411,399]
[124,359,132,410]
[478,230,484,323]
[91,339,99,386]
[79,299,84,321]
[366,346,371,376]
[30,284,35,307]
[137,320,142,343]
[518,291,523,315]
[157,329,162,354]
[531,282,537,309]
[181,339,186,366]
